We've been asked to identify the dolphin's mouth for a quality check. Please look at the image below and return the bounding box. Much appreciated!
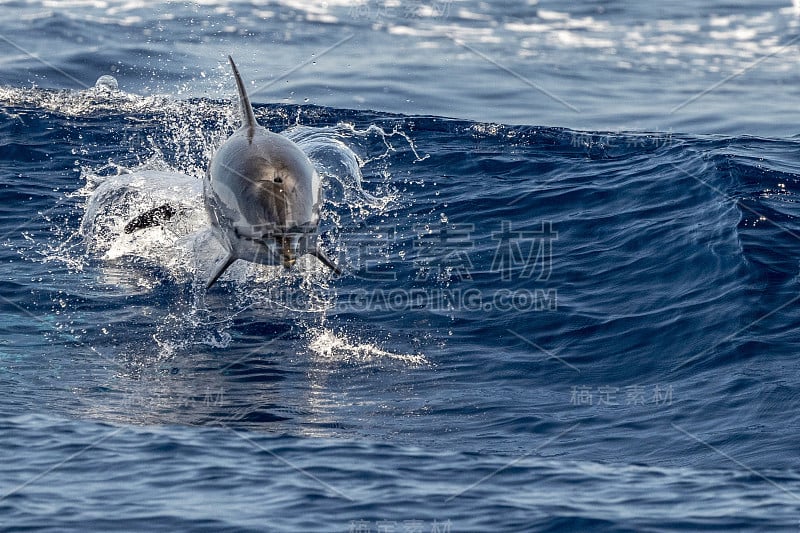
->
[279,235,296,269]
[244,223,316,268]
[245,226,340,275]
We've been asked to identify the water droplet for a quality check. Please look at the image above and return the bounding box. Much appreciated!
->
[94,75,119,91]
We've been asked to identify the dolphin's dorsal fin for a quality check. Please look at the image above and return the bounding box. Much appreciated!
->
[228,56,257,142]
[123,203,176,234]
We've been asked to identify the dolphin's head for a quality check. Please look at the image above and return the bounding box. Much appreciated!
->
[206,130,322,268]
[247,141,322,268]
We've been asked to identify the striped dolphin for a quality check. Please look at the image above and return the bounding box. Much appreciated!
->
[126,56,340,287]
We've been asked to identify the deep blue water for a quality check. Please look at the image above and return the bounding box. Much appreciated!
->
[3,1,800,531]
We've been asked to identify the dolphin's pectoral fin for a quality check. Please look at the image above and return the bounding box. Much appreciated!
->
[310,248,343,276]
[206,252,237,289]
[124,203,176,234]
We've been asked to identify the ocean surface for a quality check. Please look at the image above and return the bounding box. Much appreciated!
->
[2,1,800,531]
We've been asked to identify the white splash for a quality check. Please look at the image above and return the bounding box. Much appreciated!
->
[309,328,429,366]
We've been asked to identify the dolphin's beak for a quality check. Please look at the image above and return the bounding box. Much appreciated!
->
[279,236,296,269]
